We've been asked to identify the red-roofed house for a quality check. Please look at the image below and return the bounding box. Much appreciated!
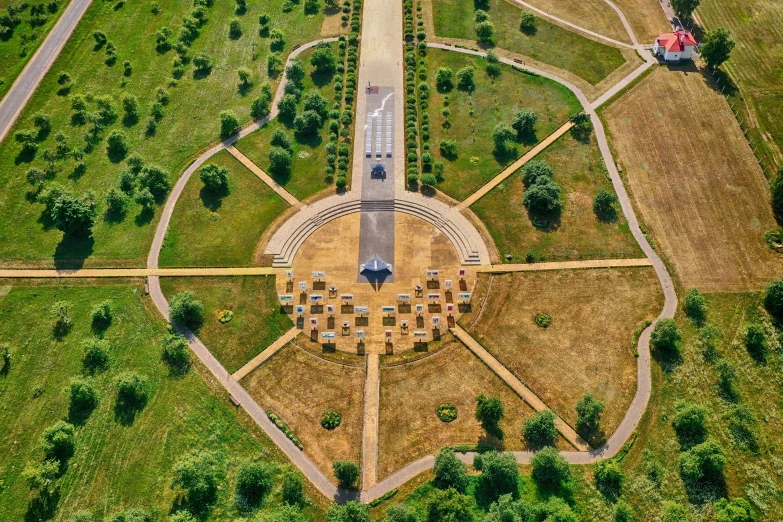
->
[653,30,698,62]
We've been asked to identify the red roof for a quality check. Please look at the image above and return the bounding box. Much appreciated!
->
[656,30,698,52]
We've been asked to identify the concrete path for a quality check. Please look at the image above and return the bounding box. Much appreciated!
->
[0,267,283,278]
[225,146,303,208]
[231,326,300,381]
[450,325,590,451]
[361,353,381,488]
[0,0,93,144]
[457,122,574,210]
[602,0,640,46]
[475,258,653,273]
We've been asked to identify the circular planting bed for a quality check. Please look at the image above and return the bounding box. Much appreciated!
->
[534,313,552,328]
[321,411,342,430]
[437,403,457,422]
[218,310,234,324]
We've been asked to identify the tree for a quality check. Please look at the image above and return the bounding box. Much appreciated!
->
[41,420,76,461]
[162,333,191,373]
[106,130,129,159]
[594,460,623,500]
[475,394,504,438]
[277,93,298,121]
[220,110,240,138]
[269,146,292,174]
[519,10,536,32]
[523,409,558,447]
[614,500,636,522]
[294,110,323,135]
[523,178,562,214]
[679,438,726,483]
[310,43,337,75]
[680,287,707,324]
[327,501,370,522]
[474,451,519,501]
[303,89,329,117]
[530,447,570,487]
[700,27,735,69]
[1,344,11,375]
[104,509,152,522]
[421,173,437,186]
[651,318,681,352]
[171,451,220,508]
[235,460,273,508]
[261,506,308,522]
[105,188,130,217]
[270,128,293,150]
[435,67,454,91]
[485,49,501,77]
[521,160,553,187]
[236,67,252,86]
[771,168,783,219]
[660,502,688,522]
[286,58,305,89]
[333,460,360,488]
[280,465,306,505]
[575,393,605,436]
[68,377,99,422]
[139,164,171,196]
[427,488,475,522]
[744,322,767,361]
[83,337,110,373]
[593,189,618,220]
[433,448,468,492]
[50,300,73,337]
[670,0,700,19]
[199,163,229,192]
[511,109,537,139]
[475,9,489,22]
[456,67,475,92]
[475,20,495,44]
[135,188,155,212]
[26,167,48,189]
[93,30,107,47]
[170,291,205,330]
[50,190,96,235]
[23,459,60,490]
[671,400,707,448]
[122,94,139,123]
[764,278,783,318]
[252,84,273,119]
[714,498,754,522]
[440,139,458,159]
[385,504,421,522]
[304,0,320,15]
[229,19,242,38]
[193,53,213,74]
[492,124,516,155]
[115,371,149,409]
[569,112,593,141]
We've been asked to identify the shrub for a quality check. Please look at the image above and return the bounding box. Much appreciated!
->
[235,460,273,508]
[440,139,458,159]
[421,173,437,186]
[764,278,783,318]
[744,322,767,361]
[68,377,99,418]
[193,53,213,74]
[236,66,252,86]
[474,20,495,44]
[115,371,149,408]
[135,188,155,211]
[523,178,562,214]
[520,10,536,31]
[162,333,191,373]
[336,176,347,189]
[651,318,681,352]
[229,18,242,38]
[531,447,570,487]
[385,504,420,522]
[511,109,537,138]
[321,411,342,429]
[41,420,76,461]
[660,501,687,522]
[475,394,504,438]
[523,409,557,447]
[90,300,113,331]
[672,400,707,448]
[772,168,783,219]
[683,288,707,324]
[83,337,110,373]
[281,465,306,505]
[474,451,519,501]
[269,146,292,174]
[433,447,468,492]
[437,403,457,422]
[171,451,219,508]
[456,66,475,92]
[594,460,623,500]
[199,163,229,192]
[426,488,475,522]
[613,500,635,522]
[267,411,303,448]
[271,128,293,150]
[679,438,726,483]
[219,110,240,138]
[327,501,370,522]
[521,160,553,187]
[170,291,205,330]
[714,498,754,522]
[534,313,551,328]
[333,460,360,488]
[50,300,72,336]
[593,188,618,220]
[106,130,129,159]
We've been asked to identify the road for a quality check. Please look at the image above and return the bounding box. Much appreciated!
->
[0,0,93,145]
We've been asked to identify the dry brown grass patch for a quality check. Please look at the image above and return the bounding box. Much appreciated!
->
[611,0,670,43]
[519,0,632,44]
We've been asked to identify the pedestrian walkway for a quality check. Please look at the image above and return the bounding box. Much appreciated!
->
[0,267,283,278]
[231,326,300,381]
[226,146,303,208]
[362,353,381,488]
[475,258,653,273]
[456,122,574,210]
[450,324,591,451]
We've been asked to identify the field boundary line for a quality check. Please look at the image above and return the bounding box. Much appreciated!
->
[226,146,304,208]
[231,327,300,381]
[475,258,653,273]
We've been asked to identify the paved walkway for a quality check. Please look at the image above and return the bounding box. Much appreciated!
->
[225,146,303,208]
[450,325,590,451]
[0,0,93,144]
[0,267,282,278]
[475,258,653,273]
[457,122,574,210]
[361,353,381,488]
[231,326,300,381]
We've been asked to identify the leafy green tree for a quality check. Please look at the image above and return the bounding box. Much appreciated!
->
[522,160,553,187]
[235,460,273,508]
[26,167,48,189]
[523,178,562,214]
[714,498,755,522]
[436,67,454,91]
[593,188,618,220]
[671,400,707,448]
[122,94,139,123]
[41,420,76,461]
[280,465,306,505]
[69,510,96,522]
[220,109,240,138]
[327,501,370,522]
[294,110,323,135]
[171,451,220,508]
[68,377,99,418]
[193,53,213,74]
[104,508,152,522]
[492,124,516,155]
[475,9,489,22]
[427,488,475,522]
[511,109,537,139]
[651,318,681,352]
[475,20,495,44]
[679,438,726,483]
[671,0,700,18]
[269,146,293,174]
[744,322,767,361]
[251,84,273,119]
[440,139,458,159]
[594,460,623,500]
[683,288,707,324]
[433,447,468,492]
[199,163,229,192]
[474,451,519,500]
[162,333,191,374]
[421,173,437,186]
[236,66,252,86]
[1,344,11,374]
[105,188,130,217]
[82,337,110,373]
[764,278,783,318]
[135,188,155,212]
[575,393,605,436]
[614,500,636,522]
[310,43,337,75]
[304,0,320,15]
[303,90,329,117]
[170,291,205,330]
[485,49,501,77]
[537,497,577,522]
[139,164,171,196]
[23,459,60,490]
[519,10,536,31]
[271,128,293,150]
[106,130,129,160]
[385,504,421,522]
[332,460,360,488]
[115,371,150,409]
[523,409,557,447]
[530,447,570,487]
[261,505,309,522]
[475,394,505,438]
[771,168,783,219]
[229,19,242,38]
[285,58,306,89]
[277,93,298,121]
[50,300,72,336]
[569,112,593,141]
[700,27,735,69]
[168,511,195,522]
[456,66,475,92]
[484,494,530,522]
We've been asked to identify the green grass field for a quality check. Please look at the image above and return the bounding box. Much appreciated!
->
[0,0,325,268]
[234,43,339,201]
[0,0,72,100]
[471,132,642,262]
[158,150,289,267]
[159,276,292,374]
[431,0,628,85]
[424,48,581,201]
[0,281,324,521]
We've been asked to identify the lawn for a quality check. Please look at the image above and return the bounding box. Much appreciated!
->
[378,336,540,481]
[159,276,293,374]
[696,0,783,177]
[603,66,783,292]
[612,0,670,43]
[234,43,340,201]
[430,0,629,86]
[424,48,581,201]
[0,0,72,100]
[158,149,289,267]
[0,281,325,521]
[464,268,663,439]
[0,0,325,268]
[513,0,631,44]
[471,132,643,262]
[241,342,366,487]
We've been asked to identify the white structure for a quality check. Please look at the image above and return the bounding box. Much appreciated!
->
[653,30,697,62]
[360,254,392,273]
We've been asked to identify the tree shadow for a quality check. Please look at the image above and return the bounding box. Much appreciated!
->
[15,147,37,164]
[595,206,618,223]
[103,207,127,225]
[525,208,562,232]
[520,26,537,37]
[683,475,728,505]
[54,234,94,270]
[193,67,212,80]
[199,185,229,212]
[578,427,607,448]
[25,486,61,522]
[69,163,87,180]
[134,207,155,226]
[238,81,253,96]
[310,69,335,88]
[651,345,682,373]
[114,395,148,426]
[492,146,518,165]
[68,400,97,426]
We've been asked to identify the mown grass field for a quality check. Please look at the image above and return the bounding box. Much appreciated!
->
[159,276,292,374]
[235,43,339,201]
[0,0,325,268]
[378,337,541,481]
[514,0,631,43]
[0,281,325,521]
[603,66,783,292]
[241,343,365,487]
[612,0,670,43]
[696,0,783,177]
[424,48,581,201]
[464,268,663,439]
[430,0,628,86]
[471,132,642,262]
[158,150,289,267]
[0,0,72,100]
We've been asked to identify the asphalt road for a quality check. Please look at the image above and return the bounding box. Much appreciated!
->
[0,0,93,145]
